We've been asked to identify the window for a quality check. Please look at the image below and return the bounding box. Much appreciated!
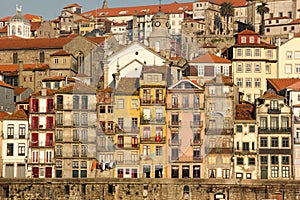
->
[242,142,249,151]
[81,145,87,157]
[73,130,80,141]
[265,65,271,74]
[254,78,261,87]
[271,156,279,164]
[261,156,268,164]
[99,106,105,113]
[108,106,113,113]
[54,58,59,64]
[237,157,244,165]
[286,51,292,59]
[236,125,243,133]
[7,143,13,156]
[254,48,261,57]
[282,137,289,147]
[19,125,26,138]
[18,143,25,156]
[246,64,252,72]
[117,99,124,109]
[171,148,179,160]
[282,166,289,178]
[250,37,254,43]
[155,146,162,156]
[46,133,53,146]
[236,78,243,87]
[7,125,14,139]
[56,113,63,125]
[241,37,246,43]
[285,64,292,74]
[246,49,251,56]
[57,95,63,109]
[73,113,79,126]
[73,96,79,109]
[296,65,300,73]
[270,117,278,129]
[266,50,273,58]
[223,169,230,179]
[237,63,243,72]
[245,78,252,87]
[209,169,216,178]
[271,166,278,178]
[131,99,138,109]
[282,156,289,164]
[260,137,268,147]
[249,158,255,165]
[271,137,278,147]
[249,125,255,132]
[254,64,261,72]
[81,96,88,109]
[236,173,243,179]
[236,49,243,57]
[295,51,300,59]
[73,145,79,156]
[56,160,62,168]
[46,151,52,163]
[81,129,88,142]
[56,145,62,156]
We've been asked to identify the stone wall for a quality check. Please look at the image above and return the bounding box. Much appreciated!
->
[0,178,299,200]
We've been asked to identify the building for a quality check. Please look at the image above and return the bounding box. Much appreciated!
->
[0,80,15,113]
[2,109,29,178]
[7,5,31,39]
[256,89,292,179]
[166,78,205,178]
[54,82,97,178]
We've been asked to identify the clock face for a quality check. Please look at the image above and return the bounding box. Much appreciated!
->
[154,21,161,27]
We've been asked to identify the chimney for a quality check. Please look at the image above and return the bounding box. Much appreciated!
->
[18,60,23,87]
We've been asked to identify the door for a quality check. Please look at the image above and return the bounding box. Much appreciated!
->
[5,164,14,178]
[17,164,25,178]
[261,166,268,179]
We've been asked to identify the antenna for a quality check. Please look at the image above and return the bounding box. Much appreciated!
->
[159,0,162,11]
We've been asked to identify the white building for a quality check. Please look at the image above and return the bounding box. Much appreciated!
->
[2,109,29,178]
[7,5,31,38]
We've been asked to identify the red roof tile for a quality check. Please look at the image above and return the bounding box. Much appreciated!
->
[287,81,300,91]
[23,14,42,21]
[4,109,28,120]
[196,0,247,7]
[51,50,71,56]
[189,53,231,63]
[235,104,255,120]
[30,22,41,31]
[64,3,83,9]
[289,18,300,25]
[265,16,290,20]
[86,36,109,44]
[0,16,11,22]
[83,2,193,18]
[0,63,49,72]
[42,76,76,82]
[57,82,96,94]
[238,29,259,35]
[267,78,300,92]
[14,87,30,95]
[0,112,10,120]
[262,89,284,99]
[31,89,56,96]
[0,80,14,89]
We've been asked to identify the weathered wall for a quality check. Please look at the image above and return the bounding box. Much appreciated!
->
[0,178,299,200]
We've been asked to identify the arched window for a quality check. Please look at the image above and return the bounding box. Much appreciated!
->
[11,25,16,35]
[183,185,189,199]
[18,25,22,35]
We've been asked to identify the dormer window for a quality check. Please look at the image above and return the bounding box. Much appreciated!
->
[250,37,254,43]
[241,37,246,43]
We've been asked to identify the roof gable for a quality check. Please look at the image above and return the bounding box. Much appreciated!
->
[169,79,202,89]
[189,53,231,63]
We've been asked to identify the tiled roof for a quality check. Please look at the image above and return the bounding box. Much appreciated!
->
[16,97,30,104]
[287,82,300,91]
[86,36,109,44]
[196,0,247,7]
[0,111,10,120]
[267,78,300,92]
[115,77,139,95]
[82,2,193,18]
[0,80,14,89]
[23,14,42,21]
[188,65,198,76]
[0,26,7,33]
[141,65,169,80]
[14,87,30,95]
[0,63,49,72]
[235,104,255,120]
[205,74,234,85]
[0,36,74,50]
[265,16,290,20]
[4,109,28,120]
[189,53,231,63]
[42,76,76,82]
[238,29,259,35]
[30,22,41,31]
[51,50,71,56]
[262,89,284,99]
[31,89,56,96]
[0,16,11,22]
[64,3,83,9]
[289,18,300,25]
[56,82,96,94]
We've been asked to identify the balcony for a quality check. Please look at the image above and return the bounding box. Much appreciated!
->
[258,128,291,133]
[205,147,233,154]
[116,160,140,165]
[168,139,181,146]
[140,136,166,144]
[141,99,165,105]
[234,149,257,155]
[259,148,291,154]
[168,155,203,163]
[140,117,166,124]
[268,108,281,114]
[116,143,139,150]
[190,139,203,146]
[190,121,203,129]
[119,127,140,133]
[168,120,181,128]
[205,128,233,135]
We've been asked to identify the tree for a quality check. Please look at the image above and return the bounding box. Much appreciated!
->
[220,2,234,34]
[256,1,269,35]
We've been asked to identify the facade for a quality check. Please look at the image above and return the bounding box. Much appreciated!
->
[166,78,205,178]
[227,29,278,103]
[256,89,292,179]
[234,104,258,179]
[54,82,97,178]
[2,110,29,178]
[204,75,239,179]
[0,81,15,113]
[28,89,55,178]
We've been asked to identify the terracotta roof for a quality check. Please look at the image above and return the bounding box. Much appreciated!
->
[0,26,7,33]
[0,14,41,22]
[16,97,30,104]
[235,104,255,120]
[86,36,109,44]
[56,82,96,94]
[238,29,259,35]
[188,65,198,76]
[0,63,49,72]
[0,16,11,22]
[0,111,10,120]
[265,16,290,20]
[14,87,30,95]
[42,75,76,82]
[0,80,14,89]
[289,18,300,25]
[189,53,231,63]
[31,89,56,96]
[30,22,41,31]
[0,36,75,50]
[205,74,234,85]
[51,50,71,56]
[267,78,300,92]
[293,103,300,107]
[4,109,28,120]
[83,2,193,18]
[141,65,169,80]
[115,77,139,95]
[287,82,300,91]
[262,89,284,99]
[196,0,247,7]
[64,3,83,9]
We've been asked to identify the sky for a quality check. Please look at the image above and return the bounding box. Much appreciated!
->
[0,0,192,20]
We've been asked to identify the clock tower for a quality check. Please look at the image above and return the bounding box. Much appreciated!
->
[148,8,171,55]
